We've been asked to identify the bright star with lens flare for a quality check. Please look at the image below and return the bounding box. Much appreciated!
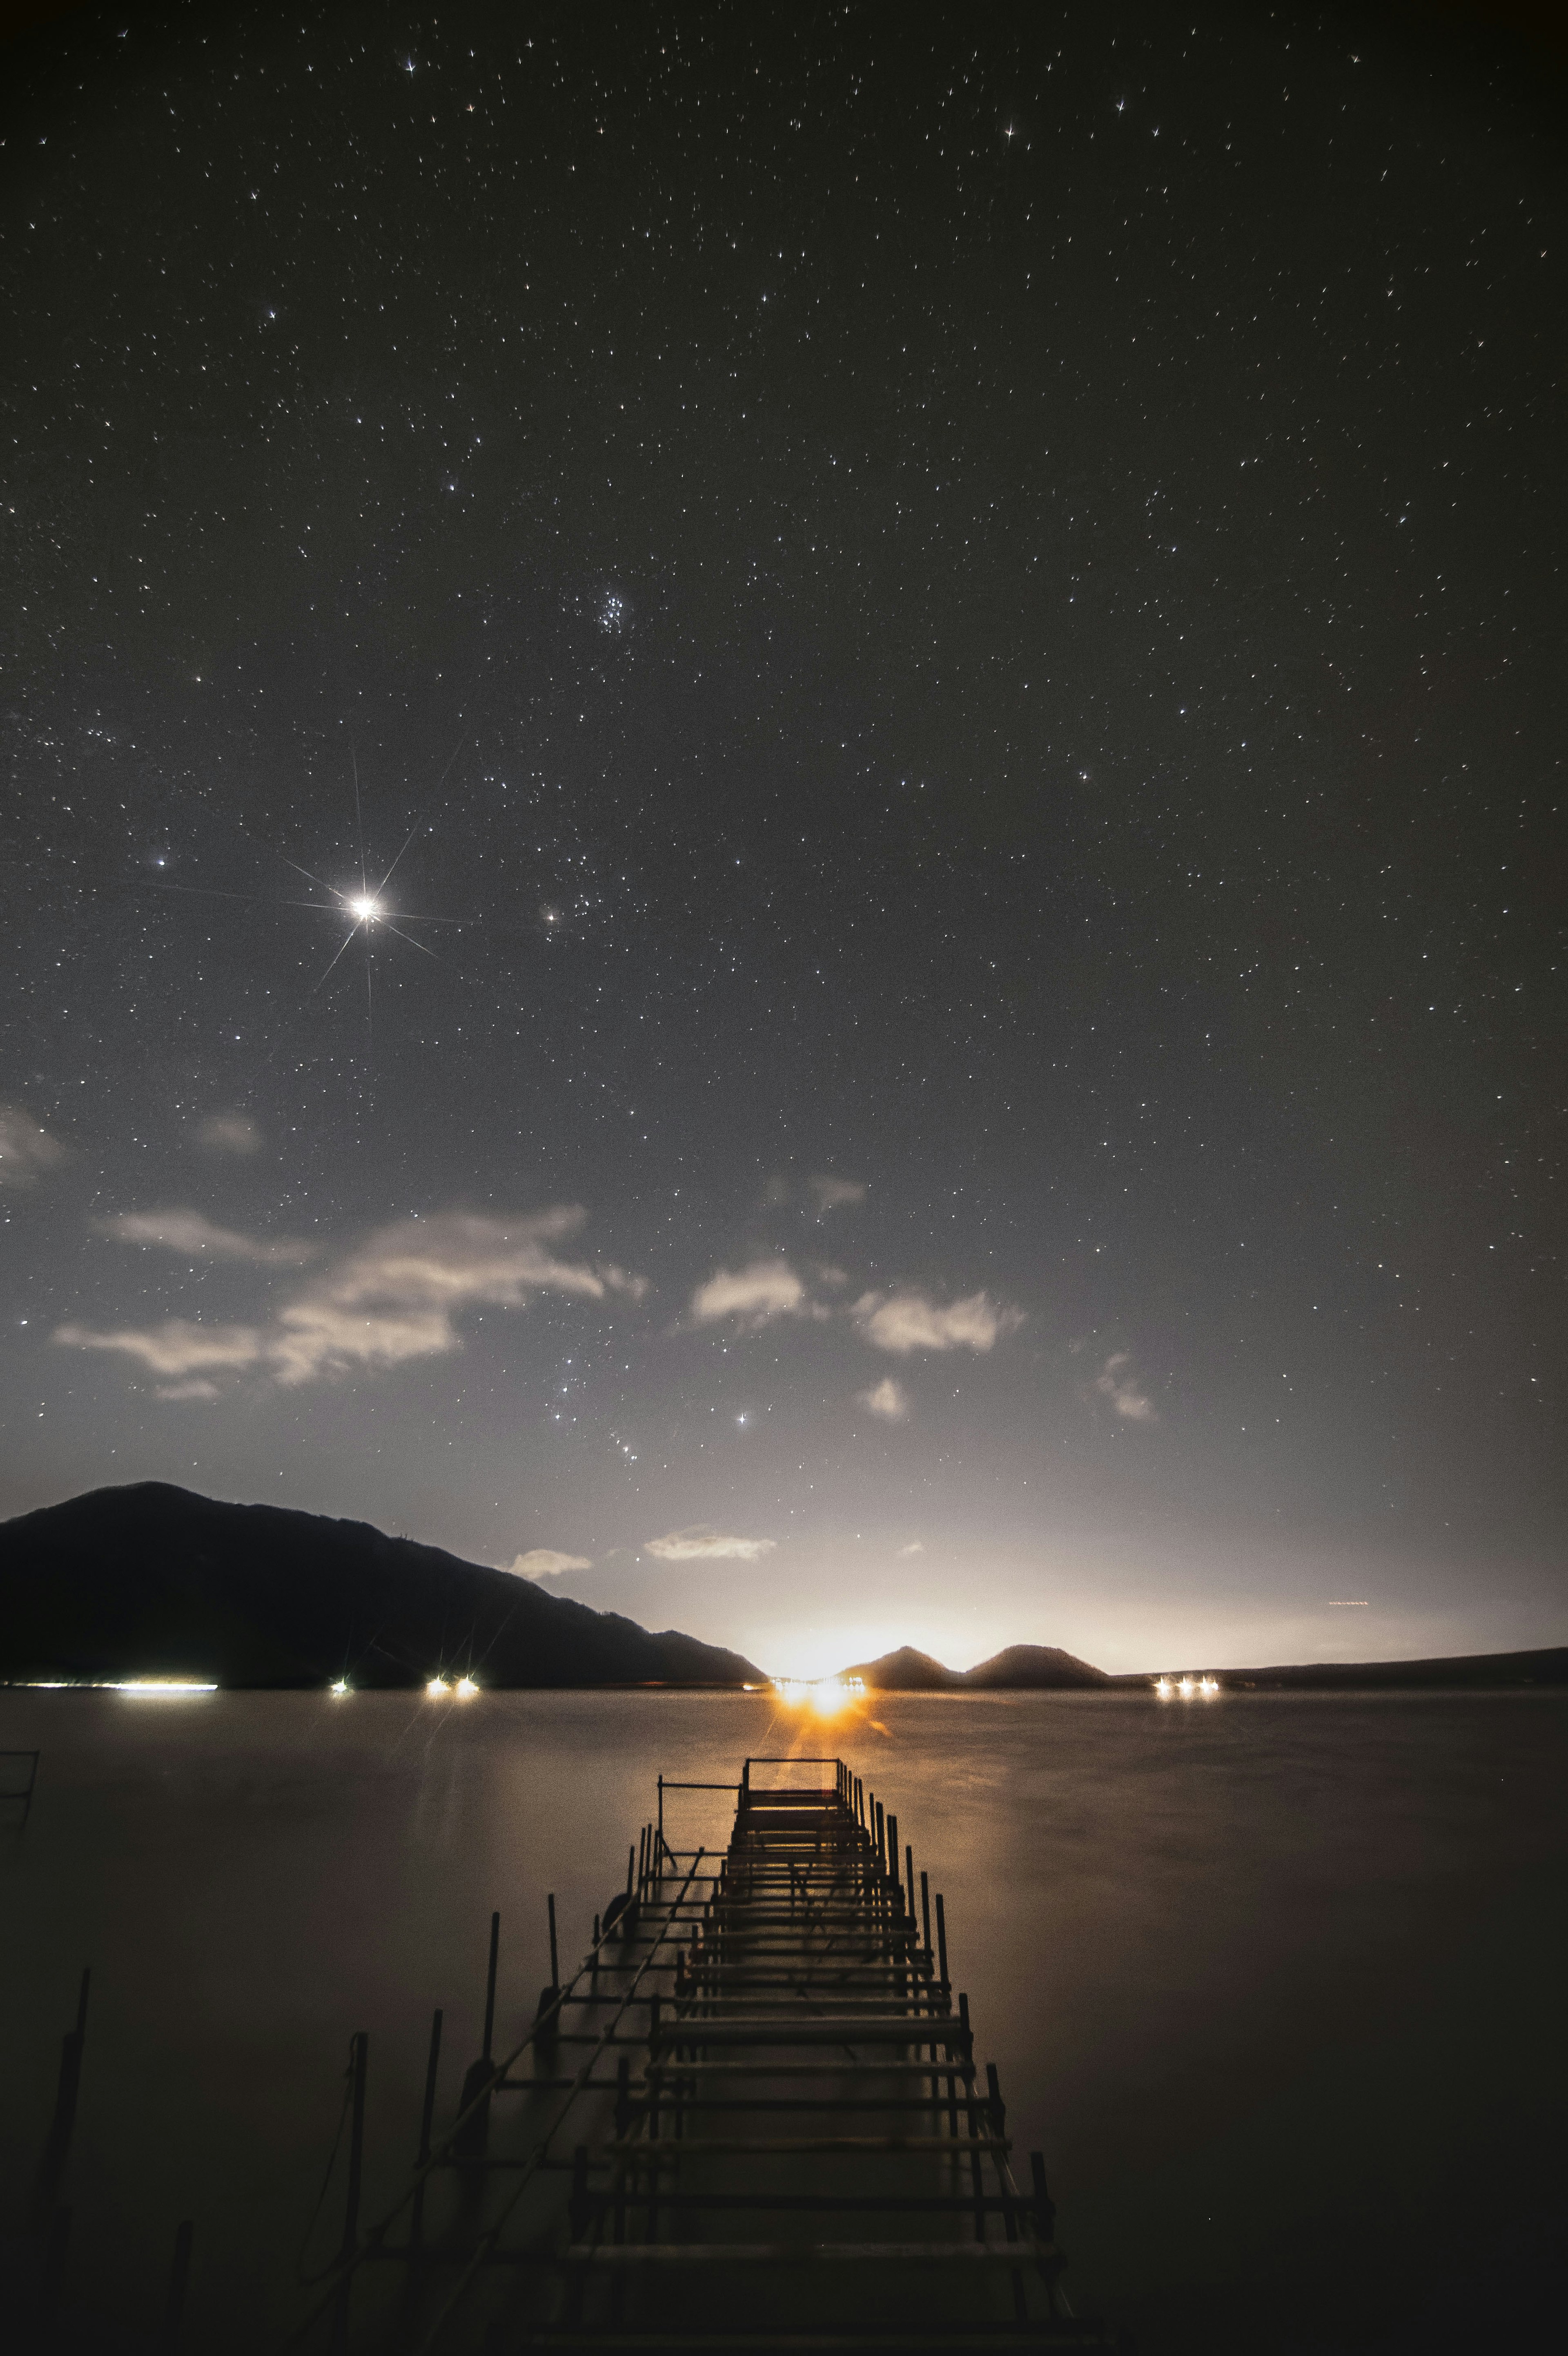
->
[349,895,380,923]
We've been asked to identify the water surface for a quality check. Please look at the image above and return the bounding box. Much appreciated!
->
[0,1687,1562,2351]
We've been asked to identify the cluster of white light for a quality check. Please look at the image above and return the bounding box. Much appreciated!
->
[11,1677,217,1693]
[425,1675,480,1700]
[772,1675,865,1712]
[117,1679,218,1696]
[1154,1676,1221,1699]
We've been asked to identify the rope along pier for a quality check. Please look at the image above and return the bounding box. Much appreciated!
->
[290,1756,1117,2351]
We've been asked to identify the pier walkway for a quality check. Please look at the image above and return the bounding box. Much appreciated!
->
[292,1756,1115,2352]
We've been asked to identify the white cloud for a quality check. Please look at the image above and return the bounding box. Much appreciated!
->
[690,1259,805,1331]
[1094,1351,1157,1422]
[858,1376,910,1422]
[196,1113,261,1156]
[53,1320,262,1377]
[266,1303,459,1387]
[644,1527,778,1563]
[55,1203,646,1396]
[155,1378,221,1402]
[853,1288,1023,1355]
[98,1209,318,1265]
[898,1541,925,1557]
[508,1548,593,1581]
[328,1208,616,1311]
[0,1103,66,1187]
[811,1175,867,1213]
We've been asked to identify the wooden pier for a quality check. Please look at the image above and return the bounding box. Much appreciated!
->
[293,1756,1117,2351]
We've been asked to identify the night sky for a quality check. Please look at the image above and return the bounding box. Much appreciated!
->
[3,2,1563,1678]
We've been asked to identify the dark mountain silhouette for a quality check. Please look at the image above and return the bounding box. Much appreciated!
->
[840,1645,960,1689]
[0,1483,762,1689]
[841,1643,1107,1690]
[842,1639,1567,1692]
[965,1643,1110,1688]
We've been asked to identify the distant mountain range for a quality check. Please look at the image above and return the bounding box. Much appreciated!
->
[0,1483,762,1689]
[2,1484,1563,1696]
[842,1641,1568,1691]
[838,1643,1109,1689]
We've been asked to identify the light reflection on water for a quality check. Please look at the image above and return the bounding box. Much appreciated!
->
[0,1687,1563,2352]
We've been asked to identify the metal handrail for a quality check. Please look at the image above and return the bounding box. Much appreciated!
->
[410,1847,709,2354]
[287,1853,699,2344]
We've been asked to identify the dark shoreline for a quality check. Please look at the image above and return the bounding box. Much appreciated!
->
[1104,1645,1568,1692]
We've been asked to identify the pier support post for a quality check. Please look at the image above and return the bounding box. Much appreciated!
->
[31,1966,90,2242]
[160,2217,194,2352]
[330,2031,368,2350]
[411,2008,442,2249]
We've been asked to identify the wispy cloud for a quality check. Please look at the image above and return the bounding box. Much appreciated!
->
[195,1113,261,1156]
[156,1378,222,1402]
[1094,1351,1157,1422]
[98,1209,318,1266]
[55,1204,647,1396]
[811,1175,866,1213]
[898,1540,924,1556]
[853,1289,1023,1355]
[690,1259,805,1331]
[0,1103,66,1187]
[508,1548,593,1581]
[328,1209,630,1310]
[267,1304,459,1386]
[858,1376,910,1421]
[644,1527,778,1563]
[54,1320,263,1377]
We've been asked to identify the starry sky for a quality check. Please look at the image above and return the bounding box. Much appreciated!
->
[2,2,1564,1678]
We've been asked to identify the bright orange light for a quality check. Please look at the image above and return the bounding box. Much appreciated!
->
[772,1675,865,1716]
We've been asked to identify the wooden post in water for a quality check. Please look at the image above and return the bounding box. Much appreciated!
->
[31,1966,90,2242]
[537,1895,561,2059]
[410,2008,442,2249]
[160,2218,193,2352]
[482,1912,500,2063]
[330,2031,368,2350]
[456,1914,500,2164]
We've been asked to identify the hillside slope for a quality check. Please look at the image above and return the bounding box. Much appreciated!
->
[0,1482,762,1689]
[841,1643,1107,1690]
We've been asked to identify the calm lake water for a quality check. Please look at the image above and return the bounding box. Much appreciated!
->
[0,1687,1563,2352]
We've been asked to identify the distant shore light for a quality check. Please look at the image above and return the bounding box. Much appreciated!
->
[455,1675,479,1699]
[117,1678,218,1696]
[426,1675,451,1697]
[330,1678,351,1696]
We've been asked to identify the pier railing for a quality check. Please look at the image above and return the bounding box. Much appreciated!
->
[287,1754,1116,2351]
